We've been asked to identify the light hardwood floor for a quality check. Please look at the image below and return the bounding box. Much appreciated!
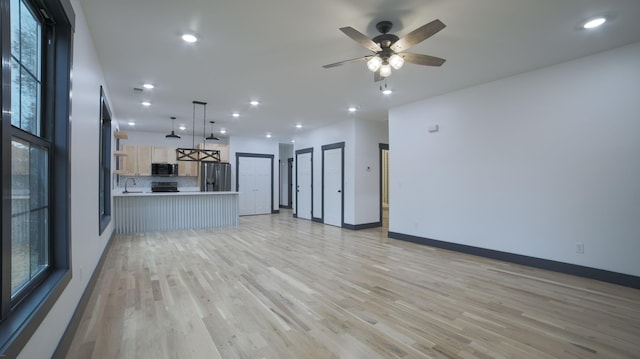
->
[65,210,640,358]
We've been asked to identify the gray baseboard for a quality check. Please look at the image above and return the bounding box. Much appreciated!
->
[343,222,382,230]
[388,231,640,289]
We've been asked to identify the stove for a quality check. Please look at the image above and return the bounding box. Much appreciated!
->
[151,181,179,192]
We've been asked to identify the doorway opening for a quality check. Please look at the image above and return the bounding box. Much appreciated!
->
[379,144,389,229]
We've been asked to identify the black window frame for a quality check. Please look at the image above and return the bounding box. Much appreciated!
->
[0,0,74,356]
[98,86,111,234]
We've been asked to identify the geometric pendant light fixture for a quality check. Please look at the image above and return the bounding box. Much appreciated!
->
[165,116,181,139]
[175,100,221,162]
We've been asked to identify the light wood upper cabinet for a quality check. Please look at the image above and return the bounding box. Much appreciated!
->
[152,146,177,164]
[120,144,152,176]
[120,144,137,176]
[217,144,230,163]
[137,146,152,176]
[197,143,229,163]
[120,144,204,177]
[178,160,199,177]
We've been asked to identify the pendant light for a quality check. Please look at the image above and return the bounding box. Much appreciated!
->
[165,116,180,139]
[176,100,221,162]
[206,121,219,141]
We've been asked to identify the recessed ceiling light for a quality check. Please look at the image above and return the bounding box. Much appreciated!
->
[266,133,272,138]
[291,140,295,143]
[141,101,151,107]
[128,121,135,126]
[143,83,154,89]
[296,124,302,129]
[182,34,197,43]
[232,112,240,118]
[220,129,227,134]
[583,17,606,29]
[348,106,357,112]
[382,89,393,95]
[250,100,260,106]
[178,125,186,131]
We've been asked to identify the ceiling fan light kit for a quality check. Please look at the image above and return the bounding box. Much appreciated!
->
[388,54,404,70]
[323,19,446,81]
[380,63,392,77]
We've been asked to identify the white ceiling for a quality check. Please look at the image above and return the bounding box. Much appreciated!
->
[78,0,640,143]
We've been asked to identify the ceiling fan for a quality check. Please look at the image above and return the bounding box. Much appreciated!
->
[323,19,446,81]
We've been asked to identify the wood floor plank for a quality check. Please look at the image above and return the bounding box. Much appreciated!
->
[65,210,640,358]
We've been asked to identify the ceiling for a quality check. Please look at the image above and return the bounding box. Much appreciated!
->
[78,0,640,143]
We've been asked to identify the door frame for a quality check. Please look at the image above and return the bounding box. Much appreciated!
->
[235,152,275,214]
[294,147,313,219]
[379,143,389,224]
[321,142,345,227]
[287,157,293,208]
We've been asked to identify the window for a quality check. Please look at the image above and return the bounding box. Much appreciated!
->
[99,87,112,234]
[1,0,74,356]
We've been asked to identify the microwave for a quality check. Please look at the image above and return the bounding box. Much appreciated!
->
[151,163,179,176]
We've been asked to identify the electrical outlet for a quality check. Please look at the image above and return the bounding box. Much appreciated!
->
[575,242,585,254]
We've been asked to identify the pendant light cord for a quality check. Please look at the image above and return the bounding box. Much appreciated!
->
[192,102,196,148]
[203,103,206,144]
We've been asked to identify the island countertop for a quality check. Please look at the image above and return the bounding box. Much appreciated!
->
[113,190,239,197]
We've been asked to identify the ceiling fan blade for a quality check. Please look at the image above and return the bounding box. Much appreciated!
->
[374,70,384,82]
[400,53,446,66]
[340,27,382,52]
[322,55,372,69]
[390,19,446,52]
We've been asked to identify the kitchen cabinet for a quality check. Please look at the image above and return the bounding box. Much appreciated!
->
[178,160,199,177]
[152,146,177,164]
[120,144,152,176]
[198,143,230,163]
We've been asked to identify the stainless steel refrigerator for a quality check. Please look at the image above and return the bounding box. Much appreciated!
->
[200,162,231,191]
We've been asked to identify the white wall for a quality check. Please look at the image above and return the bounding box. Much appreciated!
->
[293,118,388,226]
[18,0,114,357]
[229,136,280,212]
[354,120,389,224]
[389,41,640,276]
[294,120,355,222]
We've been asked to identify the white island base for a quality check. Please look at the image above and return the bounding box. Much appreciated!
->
[114,191,239,234]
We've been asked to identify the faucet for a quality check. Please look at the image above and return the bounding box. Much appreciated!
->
[123,177,136,193]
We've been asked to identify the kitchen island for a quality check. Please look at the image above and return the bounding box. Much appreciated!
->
[113,191,239,234]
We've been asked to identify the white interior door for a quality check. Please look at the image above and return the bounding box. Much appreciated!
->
[253,157,272,215]
[323,148,342,227]
[238,156,272,215]
[297,152,312,219]
[238,157,256,215]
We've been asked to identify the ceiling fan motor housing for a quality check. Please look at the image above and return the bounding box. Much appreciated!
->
[376,20,394,34]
